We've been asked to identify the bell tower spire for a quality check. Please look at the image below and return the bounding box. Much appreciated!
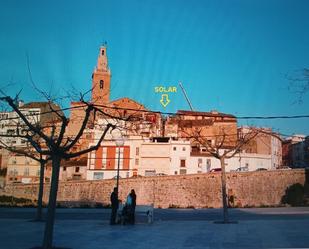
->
[97,46,108,72]
[91,44,111,105]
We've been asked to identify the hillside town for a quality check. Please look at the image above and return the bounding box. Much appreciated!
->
[0,45,308,186]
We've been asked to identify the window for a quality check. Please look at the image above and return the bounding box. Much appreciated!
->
[94,172,104,180]
[243,163,249,171]
[207,159,211,171]
[198,158,202,168]
[101,49,104,56]
[75,167,80,173]
[180,169,187,175]
[180,159,186,167]
[135,158,139,165]
[72,174,81,180]
[99,80,104,89]
[7,129,15,135]
[182,147,186,151]
[173,147,177,151]
[145,170,156,177]
[63,167,66,171]
[136,147,139,156]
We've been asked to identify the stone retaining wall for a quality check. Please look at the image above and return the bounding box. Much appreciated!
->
[1,169,307,208]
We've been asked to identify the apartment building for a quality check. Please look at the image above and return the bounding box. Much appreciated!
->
[1,101,63,184]
[87,134,194,180]
[283,135,309,168]
[140,138,192,176]
[238,127,282,169]
[6,154,40,184]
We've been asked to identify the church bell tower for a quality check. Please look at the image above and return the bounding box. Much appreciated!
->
[91,45,111,105]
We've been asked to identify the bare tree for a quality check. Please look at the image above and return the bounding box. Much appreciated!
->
[0,102,52,221]
[0,91,119,249]
[190,127,259,223]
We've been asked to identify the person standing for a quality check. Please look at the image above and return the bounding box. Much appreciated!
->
[130,189,136,224]
[122,192,132,225]
[110,187,119,225]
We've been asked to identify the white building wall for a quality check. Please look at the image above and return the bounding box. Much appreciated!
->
[227,153,272,171]
[0,108,41,147]
[170,141,191,175]
[139,140,192,176]
[59,165,87,181]
[190,156,219,172]
[189,153,272,172]
[6,155,40,183]
[140,143,170,176]
[87,169,130,181]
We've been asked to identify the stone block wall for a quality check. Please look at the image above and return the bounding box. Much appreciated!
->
[1,169,307,208]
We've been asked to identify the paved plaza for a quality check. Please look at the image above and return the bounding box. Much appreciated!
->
[0,207,309,249]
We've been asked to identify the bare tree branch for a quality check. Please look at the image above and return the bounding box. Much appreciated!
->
[64,123,115,159]
[0,94,51,144]
[63,103,93,151]
[287,68,309,104]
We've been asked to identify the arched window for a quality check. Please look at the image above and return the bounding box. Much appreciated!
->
[99,80,104,89]
[101,50,105,56]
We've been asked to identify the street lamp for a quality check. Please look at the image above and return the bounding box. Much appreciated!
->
[114,135,124,197]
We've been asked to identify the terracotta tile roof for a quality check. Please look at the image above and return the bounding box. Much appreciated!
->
[177,110,236,118]
[21,102,60,109]
[109,97,147,110]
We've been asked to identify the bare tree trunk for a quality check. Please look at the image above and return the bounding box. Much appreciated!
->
[220,157,229,223]
[42,155,61,249]
[36,160,45,221]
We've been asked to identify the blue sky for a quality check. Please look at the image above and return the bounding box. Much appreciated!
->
[0,0,309,136]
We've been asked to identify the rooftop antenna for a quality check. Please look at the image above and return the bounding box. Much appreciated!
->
[179,81,194,111]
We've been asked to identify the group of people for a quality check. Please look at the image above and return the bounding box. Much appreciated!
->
[110,187,136,225]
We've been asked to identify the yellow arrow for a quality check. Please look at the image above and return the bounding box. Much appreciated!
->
[160,94,170,107]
